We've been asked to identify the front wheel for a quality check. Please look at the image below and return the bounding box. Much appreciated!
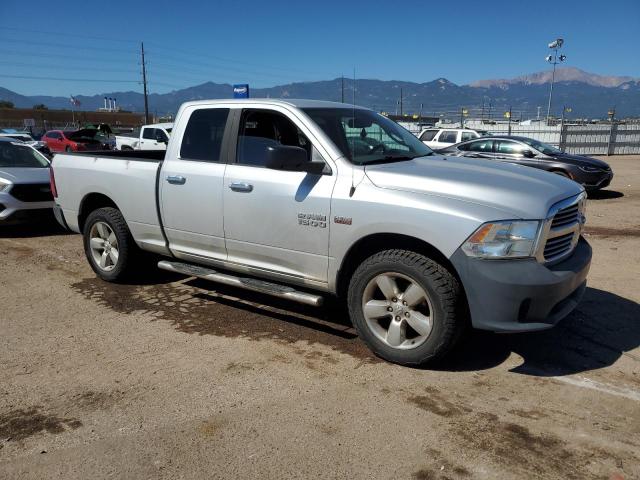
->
[348,249,463,366]
[83,207,137,281]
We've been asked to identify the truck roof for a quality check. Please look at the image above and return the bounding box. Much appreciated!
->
[144,122,173,129]
[179,98,368,110]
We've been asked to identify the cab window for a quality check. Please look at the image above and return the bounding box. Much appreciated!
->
[236,109,311,167]
[438,131,458,143]
[142,128,156,140]
[461,131,477,142]
[419,129,438,141]
[180,108,229,162]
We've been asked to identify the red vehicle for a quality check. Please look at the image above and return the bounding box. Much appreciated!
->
[42,129,112,153]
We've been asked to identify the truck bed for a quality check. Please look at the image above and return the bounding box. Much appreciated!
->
[52,150,169,254]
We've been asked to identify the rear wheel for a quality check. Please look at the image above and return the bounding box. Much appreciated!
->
[348,249,463,366]
[83,207,137,281]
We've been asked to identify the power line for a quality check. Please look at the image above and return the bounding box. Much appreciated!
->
[0,25,139,44]
[0,74,139,83]
[0,48,139,65]
[0,37,138,55]
[2,60,138,75]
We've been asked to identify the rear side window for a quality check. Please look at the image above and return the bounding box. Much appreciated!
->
[461,131,477,142]
[438,131,458,143]
[180,108,229,162]
[462,139,494,152]
[496,140,526,154]
[142,128,156,140]
[419,130,438,141]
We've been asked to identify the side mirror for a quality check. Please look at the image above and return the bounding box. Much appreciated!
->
[265,145,324,174]
[155,134,167,144]
[522,149,535,158]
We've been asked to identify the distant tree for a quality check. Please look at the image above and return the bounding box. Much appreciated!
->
[0,100,14,109]
[33,104,48,110]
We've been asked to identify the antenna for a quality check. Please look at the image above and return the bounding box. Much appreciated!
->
[349,67,356,197]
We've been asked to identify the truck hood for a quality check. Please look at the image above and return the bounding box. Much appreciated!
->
[0,167,51,184]
[364,155,583,219]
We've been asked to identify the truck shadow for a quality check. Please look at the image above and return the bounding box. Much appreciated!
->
[587,189,624,200]
[0,217,73,238]
[435,287,640,376]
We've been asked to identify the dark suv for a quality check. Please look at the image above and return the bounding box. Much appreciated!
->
[438,136,613,191]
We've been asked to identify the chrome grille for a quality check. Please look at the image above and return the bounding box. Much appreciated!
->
[551,204,579,229]
[544,233,574,259]
[539,194,586,263]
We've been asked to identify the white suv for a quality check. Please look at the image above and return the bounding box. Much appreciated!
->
[418,128,488,150]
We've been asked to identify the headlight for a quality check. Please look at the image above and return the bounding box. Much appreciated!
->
[0,177,12,192]
[578,165,602,173]
[461,220,541,259]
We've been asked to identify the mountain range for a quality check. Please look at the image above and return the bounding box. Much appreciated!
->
[1,67,639,118]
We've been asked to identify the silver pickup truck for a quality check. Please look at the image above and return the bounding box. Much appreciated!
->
[51,99,591,366]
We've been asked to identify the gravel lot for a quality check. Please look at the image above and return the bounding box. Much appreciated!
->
[1,156,639,480]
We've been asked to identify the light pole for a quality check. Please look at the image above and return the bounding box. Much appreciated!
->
[545,38,566,124]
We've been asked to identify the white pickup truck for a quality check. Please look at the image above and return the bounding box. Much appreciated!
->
[51,99,591,366]
[115,122,173,151]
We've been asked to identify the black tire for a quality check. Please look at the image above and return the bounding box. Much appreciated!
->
[347,249,463,366]
[83,207,137,282]
[65,146,72,152]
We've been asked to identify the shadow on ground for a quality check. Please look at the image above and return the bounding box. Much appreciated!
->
[0,217,73,238]
[72,267,639,374]
[587,189,624,200]
[435,287,640,376]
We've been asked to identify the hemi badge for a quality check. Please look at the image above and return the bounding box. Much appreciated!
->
[334,216,352,225]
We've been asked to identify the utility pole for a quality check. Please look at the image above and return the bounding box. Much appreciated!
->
[507,106,512,135]
[341,75,344,103]
[141,42,150,124]
[419,103,423,123]
[545,38,566,124]
[399,88,403,116]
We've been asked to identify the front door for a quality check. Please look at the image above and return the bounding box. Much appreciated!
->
[222,107,335,284]
[159,107,232,262]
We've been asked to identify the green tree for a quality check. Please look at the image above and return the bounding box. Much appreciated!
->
[0,100,15,109]
[33,104,48,110]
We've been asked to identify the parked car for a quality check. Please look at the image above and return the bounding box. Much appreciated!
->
[115,123,173,151]
[42,129,112,153]
[0,138,54,223]
[418,128,489,149]
[0,133,51,157]
[438,136,613,191]
[51,99,590,366]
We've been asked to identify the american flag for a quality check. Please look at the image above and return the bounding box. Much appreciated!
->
[69,95,81,107]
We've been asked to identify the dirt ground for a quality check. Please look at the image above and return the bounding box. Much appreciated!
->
[1,156,638,480]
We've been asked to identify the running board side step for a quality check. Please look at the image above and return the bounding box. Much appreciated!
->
[157,260,324,307]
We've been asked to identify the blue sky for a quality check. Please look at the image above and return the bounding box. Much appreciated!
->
[1,0,638,96]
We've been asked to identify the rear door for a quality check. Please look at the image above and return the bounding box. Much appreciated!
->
[159,107,232,261]
[222,106,335,283]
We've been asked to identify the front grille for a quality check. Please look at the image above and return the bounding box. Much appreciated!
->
[551,204,579,229]
[544,232,574,260]
[10,183,53,202]
[541,195,585,263]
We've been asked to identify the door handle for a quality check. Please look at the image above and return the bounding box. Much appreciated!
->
[229,182,253,193]
[166,175,186,185]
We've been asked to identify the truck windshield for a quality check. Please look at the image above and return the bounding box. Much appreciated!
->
[303,108,433,165]
[0,142,49,168]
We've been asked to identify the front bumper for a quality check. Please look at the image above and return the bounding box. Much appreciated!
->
[0,191,54,223]
[450,237,592,332]
[579,170,613,190]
